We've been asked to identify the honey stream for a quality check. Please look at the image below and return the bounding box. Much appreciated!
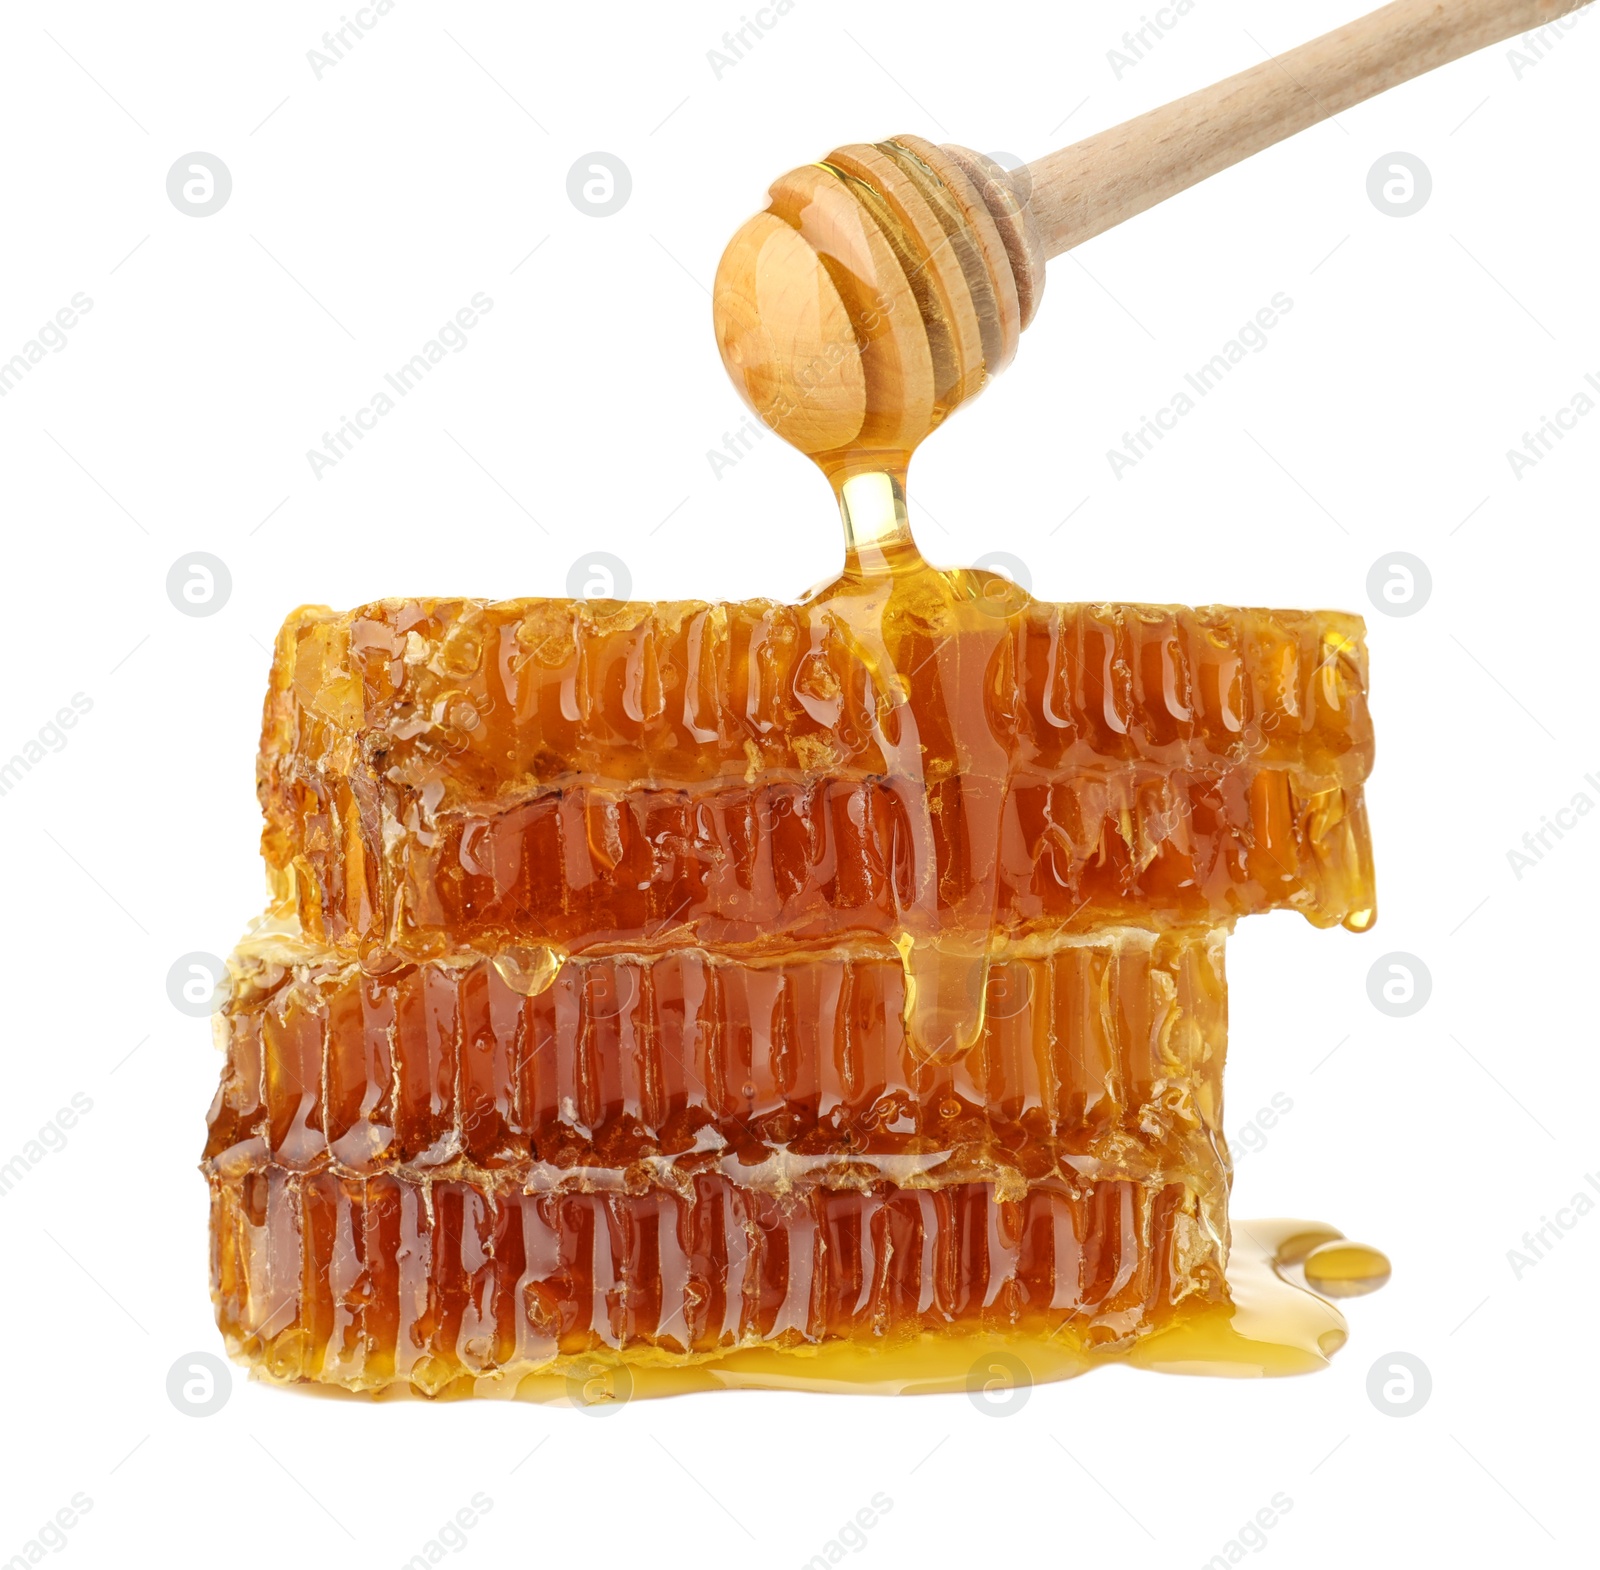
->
[819,467,1026,1066]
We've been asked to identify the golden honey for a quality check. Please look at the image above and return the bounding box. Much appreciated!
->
[205,132,1386,1399]
[205,531,1380,1395]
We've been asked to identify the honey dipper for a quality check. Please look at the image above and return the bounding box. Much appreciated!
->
[715,0,1591,483]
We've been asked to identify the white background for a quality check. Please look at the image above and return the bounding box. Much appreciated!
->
[1,1,1596,1566]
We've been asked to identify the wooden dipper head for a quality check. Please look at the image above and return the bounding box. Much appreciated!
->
[713,136,1044,483]
[713,0,1592,484]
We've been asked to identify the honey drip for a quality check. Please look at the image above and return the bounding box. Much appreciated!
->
[205,138,1385,1398]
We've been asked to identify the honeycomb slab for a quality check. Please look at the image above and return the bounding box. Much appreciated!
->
[205,563,1376,1397]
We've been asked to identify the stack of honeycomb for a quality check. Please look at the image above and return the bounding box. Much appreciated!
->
[203,580,1374,1393]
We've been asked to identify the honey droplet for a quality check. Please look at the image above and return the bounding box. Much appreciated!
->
[1302,1240,1391,1298]
[1273,1224,1345,1265]
[491,945,562,997]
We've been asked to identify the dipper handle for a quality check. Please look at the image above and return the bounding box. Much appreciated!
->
[1022,0,1591,259]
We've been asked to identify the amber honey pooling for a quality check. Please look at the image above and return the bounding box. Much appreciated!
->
[204,135,1387,1400]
